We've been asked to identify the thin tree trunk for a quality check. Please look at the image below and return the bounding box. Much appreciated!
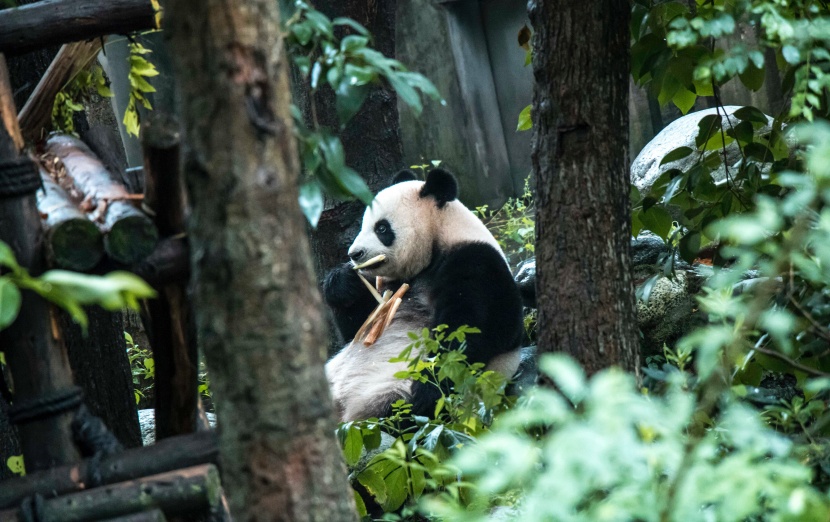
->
[60,307,142,448]
[529,0,640,376]
[163,1,358,520]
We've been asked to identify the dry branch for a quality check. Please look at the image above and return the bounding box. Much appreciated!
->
[18,40,102,141]
[46,133,158,263]
[0,0,158,56]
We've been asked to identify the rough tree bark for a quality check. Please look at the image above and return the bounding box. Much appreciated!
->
[164,1,358,520]
[295,0,403,278]
[529,0,640,376]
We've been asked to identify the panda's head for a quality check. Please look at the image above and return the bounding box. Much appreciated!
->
[348,168,502,281]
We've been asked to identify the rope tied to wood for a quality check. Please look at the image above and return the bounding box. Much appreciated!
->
[7,385,84,425]
[0,156,41,198]
[72,404,123,487]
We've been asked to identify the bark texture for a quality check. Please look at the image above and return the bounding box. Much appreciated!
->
[164,1,358,520]
[59,307,142,449]
[298,0,403,279]
[529,0,640,375]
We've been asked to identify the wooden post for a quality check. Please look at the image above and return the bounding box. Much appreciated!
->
[0,430,217,509]
[18,40,103,141]
[140,112,198,439]
[0,0,159,56]
[0,54,81,471]
[0,464,221,522]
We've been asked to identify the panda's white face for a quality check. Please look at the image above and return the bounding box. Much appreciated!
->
[348,172,503,281]
[348,181,435,281]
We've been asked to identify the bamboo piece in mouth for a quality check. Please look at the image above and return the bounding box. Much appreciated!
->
[352,254,386,270]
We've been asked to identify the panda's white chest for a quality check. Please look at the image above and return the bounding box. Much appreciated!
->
[325,289,431,422]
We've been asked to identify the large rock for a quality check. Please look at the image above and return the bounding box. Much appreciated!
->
[631,106,773,195]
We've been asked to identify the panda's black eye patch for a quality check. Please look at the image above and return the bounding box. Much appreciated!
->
[374,219,395,246]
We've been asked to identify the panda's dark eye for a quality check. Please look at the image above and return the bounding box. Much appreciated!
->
[374,219,395,246]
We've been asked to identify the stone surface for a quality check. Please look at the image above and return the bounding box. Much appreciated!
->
[139,409,216,446]
[630,105,773,195]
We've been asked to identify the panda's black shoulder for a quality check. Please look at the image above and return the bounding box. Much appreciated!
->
[426,242,521,306]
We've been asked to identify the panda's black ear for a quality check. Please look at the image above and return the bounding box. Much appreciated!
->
[420,168,458,208]
[391,169,418,185]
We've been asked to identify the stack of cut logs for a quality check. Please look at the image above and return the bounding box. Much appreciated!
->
[38,133,158,271]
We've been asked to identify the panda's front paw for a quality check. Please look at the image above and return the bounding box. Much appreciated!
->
[323,263,367,308]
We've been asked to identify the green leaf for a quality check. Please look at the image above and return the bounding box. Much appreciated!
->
[356,467,387,505]
[342,425,364,467]
[739,63,765,92]
[695,114,722,148]
[299,181,324,228]
[672,87,697,115]
[782,45,800,65]
[727,120,755,144]
[745,142,774,163]
[389,74,422,115]
[335,82,370,124]
[332,17,370,36]
[341,35,369,53]
[353,488,368,518]
[733,106,769,125]
[639,205,673,240]
[517,105,532,131]
[334,167,373,204]
[0,278,21,330]
[660,146,694,166]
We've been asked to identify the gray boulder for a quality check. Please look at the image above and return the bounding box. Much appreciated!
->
[631,106,773,195]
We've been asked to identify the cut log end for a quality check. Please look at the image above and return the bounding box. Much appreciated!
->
[49,218,104,271]
[105,215,159,264]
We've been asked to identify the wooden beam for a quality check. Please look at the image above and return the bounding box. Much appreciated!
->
[0,53,80,472]
[0,0,159,56]
[0,464,221,522]
[18,40,103,141]
[0,430,217,509]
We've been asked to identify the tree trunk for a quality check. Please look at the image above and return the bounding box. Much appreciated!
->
[529,0,640,376]
[59,307,142,448]
[296,0,403,278]
[164,1,358,520]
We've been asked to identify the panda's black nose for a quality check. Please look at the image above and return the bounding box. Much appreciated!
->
[349,250,364,263]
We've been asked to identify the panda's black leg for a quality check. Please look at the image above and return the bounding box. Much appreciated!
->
[322,263,379,341]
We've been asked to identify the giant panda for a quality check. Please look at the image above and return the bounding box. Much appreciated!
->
[323,168,524,423]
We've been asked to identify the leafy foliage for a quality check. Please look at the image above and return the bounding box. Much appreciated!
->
[475,178,535,266]
[336,326,515,518]
[123,41,160,137]
[52,65,113,135]
[0,241,155,331]
[422,354,829,521]
[284,1,442,227]
[125,331,154,406]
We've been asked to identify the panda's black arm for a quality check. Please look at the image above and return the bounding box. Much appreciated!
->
[429,243,524,366]
[322,263,380,341]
